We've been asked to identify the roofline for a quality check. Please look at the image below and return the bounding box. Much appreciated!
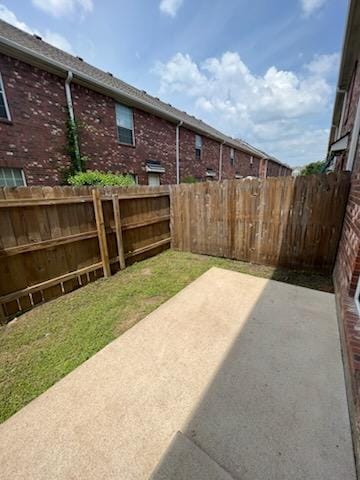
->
[0,31,291,170]
[328,0,357,148]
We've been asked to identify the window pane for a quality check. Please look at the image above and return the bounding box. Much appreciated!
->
[195,135,202,149]
[0,94,7,119]
[195,148,201,160]
[0,168,25,187]
[118,126,133,145]
[116,104,133,130]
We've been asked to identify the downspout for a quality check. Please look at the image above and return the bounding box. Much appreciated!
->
[346,94,360,171]
[263,157,268,178]
[219,141,225,181]
[65,71,81,171]
[176,121,183,184]
[338,89,348,140]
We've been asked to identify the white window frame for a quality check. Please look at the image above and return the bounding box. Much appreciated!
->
[115,103,135,146]
[230,148,235,165]
[355,276,360,316]
[195,134,202,160]
[0,167,26,187]
[0,72,11,121]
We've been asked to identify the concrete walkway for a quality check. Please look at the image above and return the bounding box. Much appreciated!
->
[0,268,355,479]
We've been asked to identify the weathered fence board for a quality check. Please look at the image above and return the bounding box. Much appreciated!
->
[170,172,350,273]
[0,185,170,321]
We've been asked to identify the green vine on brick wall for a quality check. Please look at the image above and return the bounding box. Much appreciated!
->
[65,109,88,176]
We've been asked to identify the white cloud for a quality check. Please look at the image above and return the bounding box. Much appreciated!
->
[0,4,73,53]
[159,0,183,17]
[300,0,327,17]
[32,0,93,18]
[0,4,33,34]
[305,53,339,76]
[153,51,339,165]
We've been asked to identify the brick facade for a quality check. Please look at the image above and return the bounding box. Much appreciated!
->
[0,52,290,186]
[332,53,360,468]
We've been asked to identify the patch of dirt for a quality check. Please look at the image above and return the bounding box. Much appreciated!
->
[112,296,165,337]
[141,268,153,276]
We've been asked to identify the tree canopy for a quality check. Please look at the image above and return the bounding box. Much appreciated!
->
[300,160,326,176]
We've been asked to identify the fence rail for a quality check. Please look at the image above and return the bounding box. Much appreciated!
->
[170,172,350,273]
[0,185,170,322]
[0,173,351,323]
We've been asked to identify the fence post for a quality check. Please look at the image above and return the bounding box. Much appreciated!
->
[0,304,6,325]
[112,194,126,270]
[92,189,111,278]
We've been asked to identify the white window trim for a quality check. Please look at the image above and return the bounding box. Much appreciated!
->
[356,276,360,316]
[115,103,135,146]
[0,167,26,187]
[21,169,27,186]
[0,72,11,121]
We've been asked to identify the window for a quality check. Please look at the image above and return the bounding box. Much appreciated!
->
[116,103,134,145]
[0,73,11,121]
[0,168,26,186]
[356,276,360,316]
[230,148,235,166]
[195,134,202,160]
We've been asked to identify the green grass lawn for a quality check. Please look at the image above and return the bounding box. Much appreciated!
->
[0,249,333,424]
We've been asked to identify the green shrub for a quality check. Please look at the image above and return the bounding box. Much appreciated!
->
[67,170,135,187]
[300,161,326,176]
[182,175,198,184]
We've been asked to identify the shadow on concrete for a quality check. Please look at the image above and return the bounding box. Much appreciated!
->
[151,202,355,480]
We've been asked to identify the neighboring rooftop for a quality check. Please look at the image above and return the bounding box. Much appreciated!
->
[0,19,290,169]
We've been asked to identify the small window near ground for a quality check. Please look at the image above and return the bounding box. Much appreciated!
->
[0,168,26,186]
[116,103,134,145]
[230,148,235,166]
[0,73,11,121]
[148,173,160,186]
[195,134,202,160]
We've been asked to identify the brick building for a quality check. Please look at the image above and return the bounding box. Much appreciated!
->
[0,20,291,187]
[327,0,360,470]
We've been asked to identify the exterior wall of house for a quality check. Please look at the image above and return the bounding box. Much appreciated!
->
[266,159,292,177]
[0,53,70,185]
[332,53,360,467]
[179,127,220,181]
[334,55,360,295]
[72,83,177,185]
[0,52,289,186]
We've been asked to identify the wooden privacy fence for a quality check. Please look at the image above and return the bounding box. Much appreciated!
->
[170,172,350,273]
[0,185,170,322]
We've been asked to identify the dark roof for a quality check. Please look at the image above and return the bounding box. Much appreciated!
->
[0,19,290,168]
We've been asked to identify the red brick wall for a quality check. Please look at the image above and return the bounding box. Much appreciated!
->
[72,83,177,185]
[0,54,70,185]
[335,55,360,295]
[0,53,288,186]
[221,147,261,178]
[333,54,360,468]
[179,127,220,181]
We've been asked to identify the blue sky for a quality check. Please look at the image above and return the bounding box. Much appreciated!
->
[0,0,348,166]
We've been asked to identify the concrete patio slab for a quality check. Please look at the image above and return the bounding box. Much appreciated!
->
[0,268,355,480]
[150,431,235,480]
